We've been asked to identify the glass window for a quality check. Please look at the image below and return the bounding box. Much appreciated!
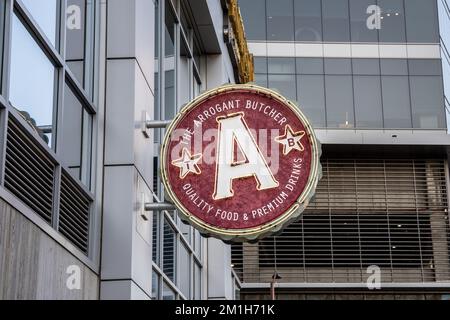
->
[0,0,4,90]
[164,70,175,119]
[179,243,190,299]
[296,58,324,74]
[255,74,268,87]
[254,57,268,74]
[294,0,322,41]
[268,58,295,74]
[152,211,160,264]
[297,75,326,127]
[405,0,439,43]
[179,51,191,107]
[66,0,90,87]
[60,83,92,186]
[408,59,442,76]
[179,218,191,244]
[163,281,176,300]
[410,76,445,128]
[9,14,56,147]
[154,1,161,143]
[267,0,294,41]
[268,74,297,101]
[354,76,383,128]
[194,263,202,300]
[164,2,176,119]
[194,230,202,258]
[352,59,380,75]
[324,58,351,75]
[378,0,406,43]
[382,76,412,128]
[325,75,355,128]
[322,0,350,42]
[238,0,266,40]
[21,0,58,46]
[151,270,159,300]
[380,59,408,75]
[163,218,176,283]
[350,0,378,42]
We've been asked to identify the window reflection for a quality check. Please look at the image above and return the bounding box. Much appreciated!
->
[325,75,354,128]
[268,58,295,74]
[152,211,160,264]
[164,2,176,120]
[405,0,439,43]
[297,75,326,127]
[152,270,160,300]
[410,76,445,129]
[382,76,412,128]
[254,57,268,74]
[354,75,383,128]
[296,58,324,75]
[21,0,58,46]
[10,14,56,147]
[294,0,322,42]
[268,74,297,102]
[163,282,176,300]
[238,0,266,40]
[0,0,5,89]
[60,83,92,186]
[380,59,408,75]
[350,0,378,42]
[324,58,351,75]
[163,219,176,283]
[267,0,294,41]
[352,59,380,75]
[378,0,406,43]
[322,0,350,42]
[66,0,89,87]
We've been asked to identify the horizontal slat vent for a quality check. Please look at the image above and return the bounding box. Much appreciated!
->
[232,159,450,284]
[4,116,55,223]
[58,170,91,254]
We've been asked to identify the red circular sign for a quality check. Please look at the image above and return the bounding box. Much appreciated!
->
[161,84,321,241]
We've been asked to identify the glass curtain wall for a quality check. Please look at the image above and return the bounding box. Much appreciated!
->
[239,0,441,44]
[438,0,450,131]
[253,56,445,129]
[0,0,97,256]
[152,0,204,301]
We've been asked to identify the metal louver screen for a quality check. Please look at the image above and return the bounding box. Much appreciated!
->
[59,170,91,254]
[232,159,450,284]
[4,116,55,223]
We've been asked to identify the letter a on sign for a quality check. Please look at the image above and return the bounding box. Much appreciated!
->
[161,84,321,242]
[213,113,279,200]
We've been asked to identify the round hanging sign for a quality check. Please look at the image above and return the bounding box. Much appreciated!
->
[161,84,321,242]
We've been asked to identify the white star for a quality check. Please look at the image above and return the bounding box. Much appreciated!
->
[172,148,203,179]
[275,125,306,156]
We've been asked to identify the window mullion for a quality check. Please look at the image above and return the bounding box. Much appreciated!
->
[14,0,64,68]
[2,0,13,99]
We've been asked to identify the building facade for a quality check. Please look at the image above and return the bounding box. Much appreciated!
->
[0,0,246,300]
[234,0,450,299]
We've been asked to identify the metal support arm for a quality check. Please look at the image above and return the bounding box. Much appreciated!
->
[146,120,172,129]
[141,111,173,138]
[144,202,176,211]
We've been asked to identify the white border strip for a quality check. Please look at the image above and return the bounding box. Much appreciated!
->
[249,42,441,59]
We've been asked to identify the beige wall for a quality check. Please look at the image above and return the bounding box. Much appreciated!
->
[0,199,99,300]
